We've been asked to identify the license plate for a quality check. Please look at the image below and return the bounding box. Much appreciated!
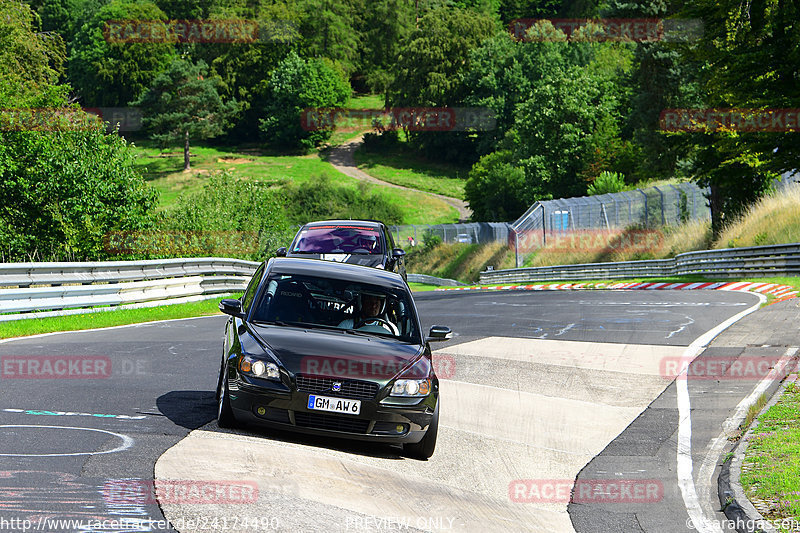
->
[307,395,361,415]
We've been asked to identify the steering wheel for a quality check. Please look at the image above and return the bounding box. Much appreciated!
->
[354,317,399,335]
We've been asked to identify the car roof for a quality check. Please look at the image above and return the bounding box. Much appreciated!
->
[300,220,385,230]
[267,257,407,290]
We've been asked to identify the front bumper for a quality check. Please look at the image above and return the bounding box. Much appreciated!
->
[228,376,437,444]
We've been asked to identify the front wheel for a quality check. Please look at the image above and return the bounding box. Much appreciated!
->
[403,400,439,460]
[217,365,236,428]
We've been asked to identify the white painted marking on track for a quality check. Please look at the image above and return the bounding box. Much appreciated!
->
[676,293,765,533]
[0,425,134,457]
[555,323,576,336]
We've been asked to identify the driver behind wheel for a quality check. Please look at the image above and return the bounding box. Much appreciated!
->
[338,293,399,335]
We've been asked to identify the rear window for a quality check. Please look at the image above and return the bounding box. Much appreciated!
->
[291,225,384,255]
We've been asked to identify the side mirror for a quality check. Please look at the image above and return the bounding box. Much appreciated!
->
[219,299,244,318]
[427,325,452,342]
[276,247,287,257]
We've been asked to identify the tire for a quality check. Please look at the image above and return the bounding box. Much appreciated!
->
[217,364,236,429]
[404,400,439,460]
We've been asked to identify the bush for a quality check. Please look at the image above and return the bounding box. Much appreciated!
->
[587,171,626,196]
[0,123,157,262]
[157,172,295,260]
[362,130,400,152]
[281,175,403,225]
[259,51,350,149]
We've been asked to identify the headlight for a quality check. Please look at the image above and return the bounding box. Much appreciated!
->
[239,356,280,380]
[390,379,431,397]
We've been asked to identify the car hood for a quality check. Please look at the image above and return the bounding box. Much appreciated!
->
[286,253,386,268]
[250,325,424,382]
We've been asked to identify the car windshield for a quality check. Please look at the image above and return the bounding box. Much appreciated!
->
[291,225,384,255]
[251,273,420,343]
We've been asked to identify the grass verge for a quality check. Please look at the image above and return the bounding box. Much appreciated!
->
[0,297,233,340]
[740,379,800,530]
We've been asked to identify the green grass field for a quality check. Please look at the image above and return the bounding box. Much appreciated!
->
[741,381,800,531]
[353,144,469,199]
[129,95,459,225]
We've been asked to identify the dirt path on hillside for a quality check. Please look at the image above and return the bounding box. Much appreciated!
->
[326,135,472,222]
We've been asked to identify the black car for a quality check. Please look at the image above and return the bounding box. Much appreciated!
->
[277,220,407,281]
[216,257,451,459]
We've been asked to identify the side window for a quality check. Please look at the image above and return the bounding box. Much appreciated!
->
[241,263,265,312]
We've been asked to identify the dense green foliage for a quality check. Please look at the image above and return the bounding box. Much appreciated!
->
[281,175,404,225]
[1,0,157,262]
[587,171,627,196]
[132,57,241,169]
[259,51,351,149]
[162,172,293,259]
[68,0,177,107]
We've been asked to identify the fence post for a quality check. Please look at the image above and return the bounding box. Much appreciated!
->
[514,229,521,268]
[636,189,648,227]
[653,186,666,225]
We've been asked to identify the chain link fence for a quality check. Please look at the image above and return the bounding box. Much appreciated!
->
[509,182,712,266]
[389,222,511,248]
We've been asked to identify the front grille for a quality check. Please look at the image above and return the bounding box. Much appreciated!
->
[295,374,379,400]
[294,412,370,434]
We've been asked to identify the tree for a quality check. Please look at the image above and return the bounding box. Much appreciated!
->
[192,0,301,140]
[678,0,800,235]
[387,7,498,108]
[1,0,66,102]
[298,0,363,76]
[68,0,176,106]
[463,34,630,219]
[132,57,241,171]
[358,0,414,93]
[259,51,350,149]
[464,150,528,221]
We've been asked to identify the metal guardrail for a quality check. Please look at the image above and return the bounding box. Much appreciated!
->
[0,258,259,321]
[479,243,800,283]
[406,273,462,287]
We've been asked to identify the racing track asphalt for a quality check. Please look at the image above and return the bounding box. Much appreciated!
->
[0,288,765,532]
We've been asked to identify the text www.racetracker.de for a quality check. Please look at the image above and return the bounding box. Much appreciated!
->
[0,516,281,531]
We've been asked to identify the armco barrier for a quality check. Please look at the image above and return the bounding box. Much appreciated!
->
[0,258,259,322]
[406,273,462,287]
[480,243,800,283]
